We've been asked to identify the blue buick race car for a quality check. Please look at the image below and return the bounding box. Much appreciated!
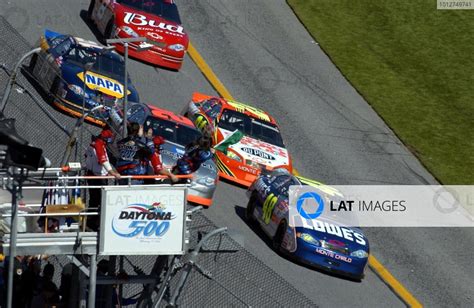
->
[246,168,370,280]
[29,29,139,126]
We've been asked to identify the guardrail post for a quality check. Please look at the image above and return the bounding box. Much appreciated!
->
[5,173,19,308]
[88,254,97,308]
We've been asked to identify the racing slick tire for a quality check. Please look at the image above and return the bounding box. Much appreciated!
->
[245,193,257,223]
[87,0,95,19]
[273,220,287,251]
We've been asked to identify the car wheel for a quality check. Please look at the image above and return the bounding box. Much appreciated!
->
[272,220,287,251]
[245,193,257,222]
[87,0,95,19]
[104,19,114,39]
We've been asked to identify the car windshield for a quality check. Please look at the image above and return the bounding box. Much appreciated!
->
[144,116,201,146]
[117,0,181,24]
[66,47,127,81]
[272,174,301,196]
[48,35,75,57]
[218,109,284,147]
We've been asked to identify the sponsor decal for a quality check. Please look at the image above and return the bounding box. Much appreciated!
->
[147,31,163,40]
[238,165,258,174]
[238,135,288,159]
[124,12,185,35]
[112,203,175,239]
[309,220,366,246]
[262,193,278,224]
[315,248,353,263]
[77,71,130,98]
[241,147,276,160]
[227,100,270,122]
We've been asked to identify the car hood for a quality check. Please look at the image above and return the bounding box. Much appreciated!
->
[218,128,290,168]
[61,64,137,100]
[295,218,369,252]
[159,142,218,176]
[114,4,189,51]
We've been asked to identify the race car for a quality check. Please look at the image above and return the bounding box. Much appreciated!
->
[88,0,189,70]
[246,169,369,280]
[107,102,218,206]
[183,93,293,187]
[28,29,139,126]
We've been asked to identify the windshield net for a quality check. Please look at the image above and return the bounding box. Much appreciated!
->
[144,116,201,146]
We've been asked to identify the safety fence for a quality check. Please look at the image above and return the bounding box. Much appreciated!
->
[0,15,317,307]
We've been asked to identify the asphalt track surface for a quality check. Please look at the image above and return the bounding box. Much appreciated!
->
[1,0,473,307]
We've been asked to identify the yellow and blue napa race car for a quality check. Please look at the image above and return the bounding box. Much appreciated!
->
[29,29,139,126]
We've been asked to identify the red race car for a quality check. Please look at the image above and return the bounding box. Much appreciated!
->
[88,0,189,70]
[183,93,293,187]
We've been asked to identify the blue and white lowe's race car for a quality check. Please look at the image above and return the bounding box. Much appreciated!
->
[246,169,369,280]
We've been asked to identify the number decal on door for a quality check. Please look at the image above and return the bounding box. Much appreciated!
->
[262,193,278,224]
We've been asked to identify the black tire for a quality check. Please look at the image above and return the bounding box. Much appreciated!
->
[272,220,287,251]
[245,193,257,222]
[87,0,95,19]
[104,19,114,39]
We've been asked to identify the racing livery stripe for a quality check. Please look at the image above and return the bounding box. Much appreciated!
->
[215,155,234,177]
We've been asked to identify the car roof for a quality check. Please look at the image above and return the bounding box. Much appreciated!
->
[191,92,277,125]
[148,104,195,128]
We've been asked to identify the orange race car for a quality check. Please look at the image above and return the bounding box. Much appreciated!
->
[182,93,293,187]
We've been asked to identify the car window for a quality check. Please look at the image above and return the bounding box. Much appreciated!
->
[271,174,300,195]
[117,0,182,24]
[200,98,222,120]
[144,116,201,146]
[218,109,285,147]
[127,104,147,124]
[49,36,74,58]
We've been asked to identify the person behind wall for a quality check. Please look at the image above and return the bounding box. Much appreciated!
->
[85,126,121,230]
[116,122,151,184]
[148,135,179,184]
[172,133,214,180]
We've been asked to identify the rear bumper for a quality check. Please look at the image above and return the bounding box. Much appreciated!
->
[114,43,185,70]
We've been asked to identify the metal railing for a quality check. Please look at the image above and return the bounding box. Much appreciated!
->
[0,168,193,308]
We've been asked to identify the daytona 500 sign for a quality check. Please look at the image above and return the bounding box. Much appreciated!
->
[99,186,186,255]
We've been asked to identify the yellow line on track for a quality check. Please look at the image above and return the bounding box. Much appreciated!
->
[187,42,234,101]
[369,255,423,307]
[187,40,422,307]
